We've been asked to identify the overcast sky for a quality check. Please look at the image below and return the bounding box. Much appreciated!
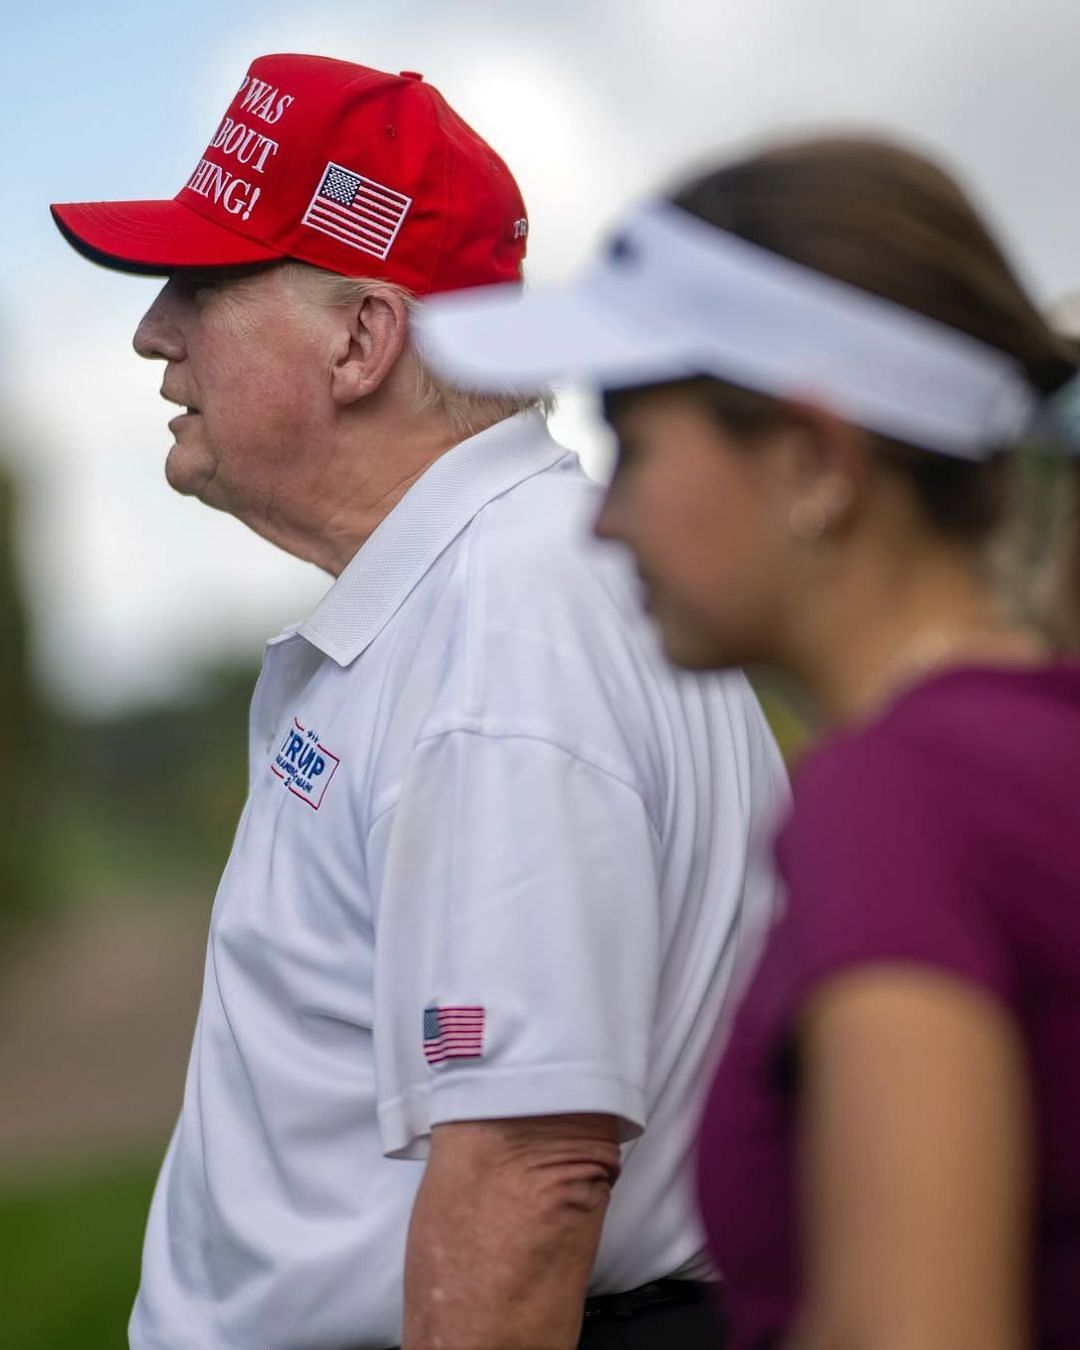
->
[4,0,1079,711]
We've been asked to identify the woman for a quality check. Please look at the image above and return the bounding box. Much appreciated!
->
[417,138,1080,1347]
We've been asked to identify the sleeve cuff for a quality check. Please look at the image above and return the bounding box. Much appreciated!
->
[378,1062,646,1159]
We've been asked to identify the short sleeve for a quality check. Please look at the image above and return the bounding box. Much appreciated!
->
[776,736,1017,1011]
[367,727,662,1159]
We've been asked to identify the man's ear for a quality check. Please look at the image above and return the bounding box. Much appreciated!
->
[778,398,873,539]
[330,288,411,406]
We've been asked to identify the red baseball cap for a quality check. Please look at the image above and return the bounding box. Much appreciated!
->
[51,53,529,296]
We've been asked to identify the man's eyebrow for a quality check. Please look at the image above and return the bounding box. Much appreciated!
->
[174,263,275,287]
[172,268,226,290]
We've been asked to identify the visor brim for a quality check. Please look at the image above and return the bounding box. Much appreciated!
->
[51,198,284,276]
[415,280,701,394]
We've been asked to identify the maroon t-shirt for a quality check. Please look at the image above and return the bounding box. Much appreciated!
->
[697,663,1080,1349]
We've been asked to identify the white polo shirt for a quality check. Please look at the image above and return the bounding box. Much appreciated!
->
[129,411,787,1350]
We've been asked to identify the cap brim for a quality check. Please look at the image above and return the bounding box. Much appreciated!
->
[415,281,700,394]
[51,198,283,275]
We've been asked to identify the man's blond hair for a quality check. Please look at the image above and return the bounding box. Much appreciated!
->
[290,265,551,438]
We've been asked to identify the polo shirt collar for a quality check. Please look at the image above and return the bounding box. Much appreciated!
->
[297,411,569,666]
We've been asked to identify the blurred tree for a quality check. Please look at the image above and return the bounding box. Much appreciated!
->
[46,664,257,908]
[0,452,256,928]
[0,461,46,938]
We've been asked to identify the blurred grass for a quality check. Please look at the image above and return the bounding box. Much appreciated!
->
[0,1153,159,1349]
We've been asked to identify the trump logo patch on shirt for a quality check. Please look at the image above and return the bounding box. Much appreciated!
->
[423,1006,485,1065]
[270,717,340,810]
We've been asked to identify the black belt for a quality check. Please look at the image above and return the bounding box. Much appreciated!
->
[582,1277,714,1321]
[382,1279,719,1346]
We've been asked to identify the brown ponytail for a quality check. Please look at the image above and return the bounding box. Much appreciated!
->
[1042,459,1080,651]
[667,136,1080,649]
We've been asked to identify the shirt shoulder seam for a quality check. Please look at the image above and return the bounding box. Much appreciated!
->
[367,722,660,840]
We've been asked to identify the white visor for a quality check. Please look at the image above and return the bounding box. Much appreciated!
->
[415,200,1039,461]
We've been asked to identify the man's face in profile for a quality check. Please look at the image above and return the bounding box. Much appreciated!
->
[132,264,339,522]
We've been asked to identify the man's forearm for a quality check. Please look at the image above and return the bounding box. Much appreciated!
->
[402,1115,620,1350]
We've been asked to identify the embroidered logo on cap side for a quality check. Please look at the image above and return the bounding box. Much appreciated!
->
[423,1005,485,1065]
[301,161,412,260]
[270,717,341,810]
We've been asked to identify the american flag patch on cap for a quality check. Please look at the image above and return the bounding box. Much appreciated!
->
[301,161,412,260]
[423,1005,485,1065]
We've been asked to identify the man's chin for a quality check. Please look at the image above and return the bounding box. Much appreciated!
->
[164,445,216,501]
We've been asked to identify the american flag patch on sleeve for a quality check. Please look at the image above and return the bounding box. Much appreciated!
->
[423,1006,485,1066]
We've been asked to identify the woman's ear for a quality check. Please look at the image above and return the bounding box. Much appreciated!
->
[779,399,872,542]
[330,288,411,406]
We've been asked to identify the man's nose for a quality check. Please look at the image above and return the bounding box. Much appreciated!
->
[133,278,187,362]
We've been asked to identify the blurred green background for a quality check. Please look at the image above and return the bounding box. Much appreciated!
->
[0,458,260,1348]
[0,455,808,1349]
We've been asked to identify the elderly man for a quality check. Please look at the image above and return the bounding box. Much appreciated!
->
[52,54,786,1350]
